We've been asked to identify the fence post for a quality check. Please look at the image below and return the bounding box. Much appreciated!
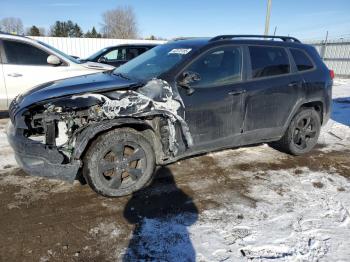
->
[320,31,328,60]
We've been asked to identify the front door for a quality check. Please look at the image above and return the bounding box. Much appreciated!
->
[1,40,60,103]
[178,45,245,150]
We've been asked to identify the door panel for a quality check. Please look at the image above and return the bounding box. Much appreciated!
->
[178,45,245,150]
[3,64,97,104]
[180,84,244,148]
[2,39,97,104]
[243,75,303,131]
[243,45,303,138]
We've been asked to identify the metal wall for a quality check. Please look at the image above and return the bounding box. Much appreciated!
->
[310,40,350,77]
[29,36,166,58]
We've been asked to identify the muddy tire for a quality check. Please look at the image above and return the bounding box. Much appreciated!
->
[270,108,321,155]
[83,128,155,197]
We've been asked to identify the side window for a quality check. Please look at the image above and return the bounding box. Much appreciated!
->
[103,48,126,61]
[290,48,314,71]
[136,47,148,55]
[125,48,141,61]
[249,46,290,78]
[185,46,242,88]
[3,40,49,65]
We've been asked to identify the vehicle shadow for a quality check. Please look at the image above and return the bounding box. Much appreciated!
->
[332,97,350,126]
[122,167,198,261]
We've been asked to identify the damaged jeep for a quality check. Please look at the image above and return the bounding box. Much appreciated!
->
[7,35,333,197]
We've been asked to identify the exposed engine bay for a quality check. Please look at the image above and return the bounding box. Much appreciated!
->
[22,79,193,165]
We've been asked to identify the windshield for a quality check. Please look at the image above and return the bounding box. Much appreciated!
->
[113,43,195,81]
[38,41,82,64]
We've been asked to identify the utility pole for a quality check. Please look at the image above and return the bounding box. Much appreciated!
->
[264,0,272,35]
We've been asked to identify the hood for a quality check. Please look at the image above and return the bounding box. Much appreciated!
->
[16,72,142,110]
[81,61,115,71]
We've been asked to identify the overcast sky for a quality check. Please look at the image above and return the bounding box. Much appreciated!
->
[1,0,349,40]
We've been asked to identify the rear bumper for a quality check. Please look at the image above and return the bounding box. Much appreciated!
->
[6,122,81,182]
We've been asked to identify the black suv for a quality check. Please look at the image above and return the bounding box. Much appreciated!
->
[80,43,158,67]
[7,35,333,197]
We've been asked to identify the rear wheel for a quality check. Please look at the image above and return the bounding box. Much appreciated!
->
[83,128,155,197]
[270,108,321,155]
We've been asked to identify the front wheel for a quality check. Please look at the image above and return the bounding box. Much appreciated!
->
[83,128,155,197]
[270,108,321,155]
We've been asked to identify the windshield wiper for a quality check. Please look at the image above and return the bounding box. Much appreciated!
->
[113,72,131,80]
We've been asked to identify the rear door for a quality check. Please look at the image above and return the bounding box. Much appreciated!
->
[243,45,303,139]
[178,45,245,150]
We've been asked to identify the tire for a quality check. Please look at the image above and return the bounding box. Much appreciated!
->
[83,128,155,197]
[270,108,321,155]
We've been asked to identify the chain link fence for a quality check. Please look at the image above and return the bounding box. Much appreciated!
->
[309,40,350,78]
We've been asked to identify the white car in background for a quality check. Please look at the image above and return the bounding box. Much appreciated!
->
[0,33,114,110]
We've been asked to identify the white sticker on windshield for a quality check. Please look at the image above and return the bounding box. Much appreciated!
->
[168,48,192,55]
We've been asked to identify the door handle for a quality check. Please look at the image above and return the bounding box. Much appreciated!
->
[8,73,23,77]
[228,90,246,96]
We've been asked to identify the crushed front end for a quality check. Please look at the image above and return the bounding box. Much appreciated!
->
[7,78,193,182]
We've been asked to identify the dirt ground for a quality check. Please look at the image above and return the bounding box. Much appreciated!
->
[0,139,349,261]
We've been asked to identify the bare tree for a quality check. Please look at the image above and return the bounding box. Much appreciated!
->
[101,6,138,39]
[0,17,24,34]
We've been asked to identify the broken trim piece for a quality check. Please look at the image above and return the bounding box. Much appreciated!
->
[71,79,193,154]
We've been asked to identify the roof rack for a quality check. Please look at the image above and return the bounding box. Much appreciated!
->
[210,35,301,43]
[171,36,207,41]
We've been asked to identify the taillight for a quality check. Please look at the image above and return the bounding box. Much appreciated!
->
[329,69,335,80]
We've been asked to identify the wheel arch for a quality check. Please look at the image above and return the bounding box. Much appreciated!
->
[72,118,165,164]
[299,101,324,124]
[284,99,324,133]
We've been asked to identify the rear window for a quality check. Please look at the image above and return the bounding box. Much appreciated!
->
[249,46,290,78]
[290,48,314,71]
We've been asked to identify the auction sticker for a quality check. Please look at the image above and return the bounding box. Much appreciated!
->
[168,48,192,55]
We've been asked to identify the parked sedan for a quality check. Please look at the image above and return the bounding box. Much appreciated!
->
[81,44,158,67]
[0,33,114,110]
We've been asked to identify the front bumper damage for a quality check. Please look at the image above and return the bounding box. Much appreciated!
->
[7,78,193,182]
[7,122,80,182]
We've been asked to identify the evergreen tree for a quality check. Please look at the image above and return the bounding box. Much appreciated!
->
[50,20,84,37]
[85,26,102,38]
[27,25,41,36]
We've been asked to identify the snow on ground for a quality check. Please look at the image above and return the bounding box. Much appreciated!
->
[318,79,350,151]
[0,119,17,171]
[119,79,350,261]
[188,168,350,261]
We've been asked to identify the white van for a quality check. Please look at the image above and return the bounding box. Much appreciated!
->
[0,33,114,110]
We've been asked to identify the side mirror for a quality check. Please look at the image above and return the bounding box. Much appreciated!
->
[178,71,201,95]
[98,57,107,63]
[47,55,62,66]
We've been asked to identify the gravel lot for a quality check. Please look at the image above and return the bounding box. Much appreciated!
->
[0,79,349,262]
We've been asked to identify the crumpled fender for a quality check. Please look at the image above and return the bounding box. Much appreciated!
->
[72,118,155,159]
